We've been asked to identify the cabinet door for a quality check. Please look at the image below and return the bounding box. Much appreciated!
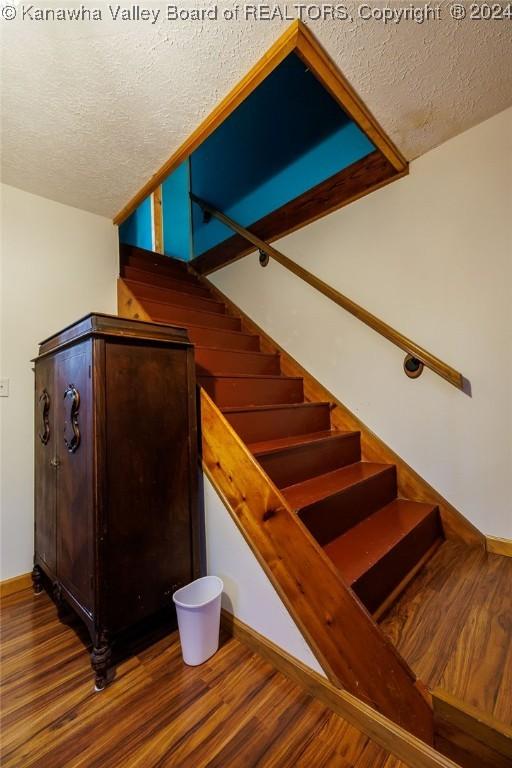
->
[34,357,56,573]
[105,341,194,632]
[54,340,94,614]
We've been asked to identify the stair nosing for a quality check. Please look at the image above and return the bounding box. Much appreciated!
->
[198,373,302,381]
[221,401,330,414]
[252,430,360,457]
[195,346,279,358]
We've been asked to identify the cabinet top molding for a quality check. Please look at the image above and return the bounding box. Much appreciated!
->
[36,313,192,358]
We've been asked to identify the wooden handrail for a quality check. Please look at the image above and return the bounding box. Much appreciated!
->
[191,194,466,392]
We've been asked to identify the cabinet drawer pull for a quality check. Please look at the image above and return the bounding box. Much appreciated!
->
[63,384,81,453]
[38,389,51,445]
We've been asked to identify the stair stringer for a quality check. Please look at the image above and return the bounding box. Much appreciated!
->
[200,388,434,743]
[117,278,151,322]
[198,274,485,549]
[203,472,326,676]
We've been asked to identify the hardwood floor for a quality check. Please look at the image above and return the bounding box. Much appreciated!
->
[380,540,512,726]
[1,588,411,768]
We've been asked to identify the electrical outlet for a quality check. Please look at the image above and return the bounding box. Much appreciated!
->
[0,379,9,397]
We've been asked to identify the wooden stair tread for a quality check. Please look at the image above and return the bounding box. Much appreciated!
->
[121,259,198,285]
[143,302,228,320]
[121,244,191,274]
[138,294,226,314]
[143,302,241,330]
[195,346,278,358]
[253,430,362,489]
[251,429,357,456]
[199,373,304,407]
[324,499,440,585]
[199,373,302,381]
[122,266,207,292]
[196,347,281,376]
[184,323,258,340]
[221,401,329,414]
[248,430,339,455]
[221,401,332,443]
[282,461,394,511]
[170,323,260,352]
[123,274,210,297]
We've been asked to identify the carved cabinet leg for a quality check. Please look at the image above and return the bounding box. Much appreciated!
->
[52,581,68,620]
[32,564,43,594]
[91,634,111,691]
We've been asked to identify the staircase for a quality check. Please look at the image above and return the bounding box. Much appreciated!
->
[120,245,443,618]
[118,244,512,766]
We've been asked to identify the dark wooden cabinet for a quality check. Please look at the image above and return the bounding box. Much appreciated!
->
[33,313,199,689]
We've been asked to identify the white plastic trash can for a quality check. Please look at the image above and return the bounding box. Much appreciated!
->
[173,576,224,666]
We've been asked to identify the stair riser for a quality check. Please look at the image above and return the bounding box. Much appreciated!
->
[200,377,304,407]
[121,247,191,280]
[196,349,280,376]
[224,405,331,443]
[142,304,241,331]
[354,511,442,614]
[136,294,225,315]
[299,467,397,546]
[124,274,213,300]
[258,434,361,488]
[187,327,260,351]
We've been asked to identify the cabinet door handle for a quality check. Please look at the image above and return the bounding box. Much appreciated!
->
[38,389,51,445]
[63,384,81,454]
[50,457,60,469]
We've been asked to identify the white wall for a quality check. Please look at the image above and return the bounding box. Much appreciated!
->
[203,474,325,673]
[211,107,512,539]
[0,184,119,580]
[0,183,319,676]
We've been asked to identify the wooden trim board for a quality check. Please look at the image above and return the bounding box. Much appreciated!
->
[433,688,512,767]
[486,536,512,557]
[294,22,406,172]
[221,610,458,768]
[0,573,32,598]
[198,276,485,548]
[117,278,151,322]
[152,186,163,254]
[113,20,406,225]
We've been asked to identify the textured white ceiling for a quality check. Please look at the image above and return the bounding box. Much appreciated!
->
[1,2,511,218]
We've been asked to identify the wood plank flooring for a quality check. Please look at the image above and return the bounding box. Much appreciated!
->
[1,588,411,768]
[380,540,512,726]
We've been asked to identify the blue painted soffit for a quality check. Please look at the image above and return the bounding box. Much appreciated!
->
[119,195,152,252]
[191,52,375,257]
[119,52,375,260]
